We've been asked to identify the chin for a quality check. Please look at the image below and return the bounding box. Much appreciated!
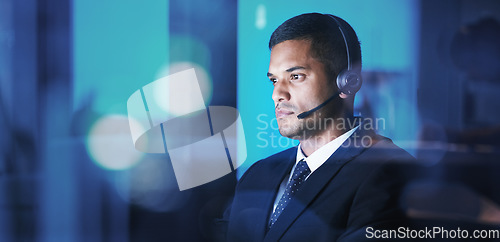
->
[279,130,302,140]
[278,122,303,140]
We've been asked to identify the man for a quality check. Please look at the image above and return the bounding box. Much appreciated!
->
[223,13,414,241]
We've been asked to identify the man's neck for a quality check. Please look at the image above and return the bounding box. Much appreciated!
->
[299,115,358,156]
[299,128,346,157]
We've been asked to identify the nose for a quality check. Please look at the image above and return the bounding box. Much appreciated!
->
[272,79,291,104]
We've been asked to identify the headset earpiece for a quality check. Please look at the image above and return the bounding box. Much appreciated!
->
[337,69,362,95]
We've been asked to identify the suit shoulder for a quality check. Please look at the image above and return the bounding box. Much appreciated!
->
[369,135,416,162]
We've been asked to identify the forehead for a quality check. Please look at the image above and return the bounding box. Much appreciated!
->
[269,39,324,74]
[270,39,314,64]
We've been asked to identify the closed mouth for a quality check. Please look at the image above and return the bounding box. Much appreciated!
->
[276,109,294,118]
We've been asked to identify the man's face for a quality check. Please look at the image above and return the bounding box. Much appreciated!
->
[268,39,338,139]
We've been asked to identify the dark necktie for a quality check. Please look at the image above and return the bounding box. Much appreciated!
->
[268,159,311,228]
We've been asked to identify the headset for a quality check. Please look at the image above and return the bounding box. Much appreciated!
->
[328,14,362,95]
[297,15,362,119]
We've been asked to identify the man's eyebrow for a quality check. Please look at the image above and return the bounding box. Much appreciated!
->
[267,66,307,77]
[286,66,306,72]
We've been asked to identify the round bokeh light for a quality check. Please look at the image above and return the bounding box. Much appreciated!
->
[86,114,144,170]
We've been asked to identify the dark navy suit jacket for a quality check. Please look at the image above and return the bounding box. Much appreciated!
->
[224,126,415,241]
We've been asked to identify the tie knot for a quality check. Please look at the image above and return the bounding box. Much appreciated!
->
[291,159,310,181]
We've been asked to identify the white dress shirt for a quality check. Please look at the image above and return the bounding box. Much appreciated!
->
[272,126,359,213]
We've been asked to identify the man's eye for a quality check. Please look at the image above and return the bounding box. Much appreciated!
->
[269,78,277,85]
[291,74,303,80]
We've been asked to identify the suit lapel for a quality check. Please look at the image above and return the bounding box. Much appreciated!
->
[264,126,376,241]
[249,148,296,240]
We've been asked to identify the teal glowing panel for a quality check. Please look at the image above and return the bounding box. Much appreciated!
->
[74,0,169,115]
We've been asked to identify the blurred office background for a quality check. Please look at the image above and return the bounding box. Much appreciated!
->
[1,0,500,241]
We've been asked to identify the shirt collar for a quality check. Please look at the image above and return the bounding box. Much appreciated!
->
[296,126,359,174]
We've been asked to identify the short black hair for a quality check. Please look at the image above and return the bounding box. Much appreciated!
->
[269,13,361,83]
